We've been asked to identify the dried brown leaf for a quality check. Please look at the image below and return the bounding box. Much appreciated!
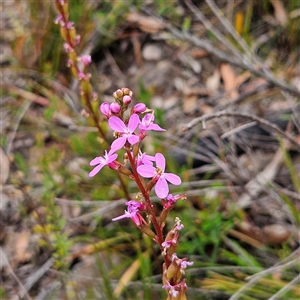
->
[14,231,31,263]
[270,0,288,26]
[0,147,10,185]
[220,63,238,98]
[126,12,164,34]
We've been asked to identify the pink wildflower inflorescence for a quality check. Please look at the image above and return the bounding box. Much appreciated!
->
[87,87,192,299]
[54,4,193,296]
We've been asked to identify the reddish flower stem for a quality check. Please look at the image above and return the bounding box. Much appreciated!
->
[125,148,171,268]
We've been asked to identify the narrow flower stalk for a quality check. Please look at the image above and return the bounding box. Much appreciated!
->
[54,0,131,200]
[54,0,104,138]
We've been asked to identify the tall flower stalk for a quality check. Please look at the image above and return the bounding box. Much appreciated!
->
[54,0,130,199]
[54,1,193,299]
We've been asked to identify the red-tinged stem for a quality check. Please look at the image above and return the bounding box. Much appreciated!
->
[125,148,171,267]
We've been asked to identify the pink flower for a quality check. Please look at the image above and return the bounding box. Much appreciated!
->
[162,282,179,298]
[112,200,145,226]
[136,152,155,167]
[162,239,177,249]
[54,15,63,25]
[171,253,194,269]
[108,114,140,150]
[139,113,165,132]
[163,194,186,209]
[78,71,87,80]
[79,55,92,67]
[89,149,118,177]
[63,43,72,52]
[65,21,74,29]
[137,153,181,198]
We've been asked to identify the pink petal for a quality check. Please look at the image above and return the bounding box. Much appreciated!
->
[108,148,117,156]
[142,114,154,125]
[89,164,105,177]
[127,114,140,132]
[112,211,130,221]
[107,153,118,163]
[155,153,166,171]
[137,165,156,178]
[128,135,139,145]
[90,157,100,166]
[164,173,182,185]
[109,116,126,132]
[155,177,169,198]
[149,124,166,131]
[111,137,126,150]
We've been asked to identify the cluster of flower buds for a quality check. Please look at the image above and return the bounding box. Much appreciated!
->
[89,88,192,299]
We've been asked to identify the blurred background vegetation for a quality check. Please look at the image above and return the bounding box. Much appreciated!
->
[1,0,299,299]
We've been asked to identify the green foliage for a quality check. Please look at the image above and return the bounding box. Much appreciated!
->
[94,1,132,46]
[153,0,181,23]
[176,193,236,262]
[14,152,28,175]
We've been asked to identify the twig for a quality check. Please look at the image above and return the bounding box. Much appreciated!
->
[142,7,300,96]
[5,100,32,155]
[184,0,245,60]
[54,197,114,206]
[181,110,299,148]
[229,259,300,300]
[220,121,257,139]
[34,280,62,300]
[204,0,252,57]
[281,91,300,133]
[0,247,32,300]
[229,248,300,300]
[203,0,287,92]
[268,274,300,300]
[19,259,54,299]
[237,147,284,209]
[246,248,300,280]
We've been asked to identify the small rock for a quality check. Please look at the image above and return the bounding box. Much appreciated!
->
[142,44,163,61]
[262,224,291,245]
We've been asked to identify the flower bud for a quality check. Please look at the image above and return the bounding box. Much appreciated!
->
[113,89,123,100]
[122,95,131,105]
[69,26,77,46]
[110,102,121,114]
[122,87,133,97]
[139,224,156,239]
[60,27,68,41]
[132,103,146,113]
[166,261,182,283]
[81,80,93,97]
[132,142,140,158]
[100,102,111,118]
[118,166,133,177]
